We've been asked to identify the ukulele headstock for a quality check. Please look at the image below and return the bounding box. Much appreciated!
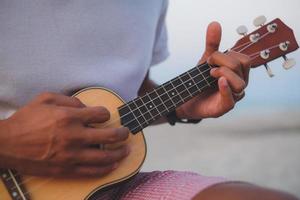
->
[231,16,299,77]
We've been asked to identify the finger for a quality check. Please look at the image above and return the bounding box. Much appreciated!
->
[83,127,129,145]
[208,52,243,77]
[226,51,252,85]
[75,106,110,124]
[199,22,222,64]
[218,77,235,111]
[35,92,85,108]
[233,91,246,102]
[211,67,246,93]
[76,145,130,166]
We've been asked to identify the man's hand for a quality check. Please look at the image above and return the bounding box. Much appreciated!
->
[177,22,251,119]
[0,92,130,177]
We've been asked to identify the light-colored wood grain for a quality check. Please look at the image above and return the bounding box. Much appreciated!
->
[0,180,12,200]
[0,87,147,200]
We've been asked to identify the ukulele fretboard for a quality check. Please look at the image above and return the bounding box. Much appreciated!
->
[118,62,217,134]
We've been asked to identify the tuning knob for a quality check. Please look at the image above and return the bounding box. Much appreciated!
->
[253,15,267,27]
[264,64,274,77]
[282,55,296,70]
[236,25,248,36]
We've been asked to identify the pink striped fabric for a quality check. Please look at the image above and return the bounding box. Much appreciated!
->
[91,171,227,200]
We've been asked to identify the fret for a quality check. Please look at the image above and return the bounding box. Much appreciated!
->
[198,64,216,83]
[177,75,193,99]
[119,102,142,133]
[188,84,198,94]
[143,112,152,123]
[161,84,176,110]
[120,106,135,124]
[189,67,200,77]
[146,93,162,116]
[196,65,217,90]
[0,169,29,200]
[194,75,209,90]
[163,81,184,107]
[196,66,211,86]
[127,103,143,131]
[170,78,182,87]
[187,71,202,91]
[118,105,130,116]
[132,101,148,126]
[168,90,182,106]
[181,90,192,101]
[133,100,146,117]
[153,90,168,113]
[170,80,185,103]
[139,96,155,121]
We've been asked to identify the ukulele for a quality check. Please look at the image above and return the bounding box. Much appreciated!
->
[0,16,298,200]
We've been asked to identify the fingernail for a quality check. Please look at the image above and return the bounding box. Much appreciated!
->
[125,146,131,155]
[118,127,129,137]
[220,77,228,87]
[112,163,118,170]
[210,68,217,74]
[99,107,110,118]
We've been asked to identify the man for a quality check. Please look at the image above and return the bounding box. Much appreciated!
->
[0,1,298,199]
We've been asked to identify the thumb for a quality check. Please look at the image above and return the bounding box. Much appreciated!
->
[199,21,222,64]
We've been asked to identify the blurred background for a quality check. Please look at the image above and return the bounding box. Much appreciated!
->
[142,0,300,197]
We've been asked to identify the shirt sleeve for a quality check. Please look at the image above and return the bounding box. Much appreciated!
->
[150,0,169,67]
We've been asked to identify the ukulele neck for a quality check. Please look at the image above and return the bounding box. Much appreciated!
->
[118,62,217,134]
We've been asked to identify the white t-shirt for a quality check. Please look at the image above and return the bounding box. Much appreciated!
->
[0,1,169,119]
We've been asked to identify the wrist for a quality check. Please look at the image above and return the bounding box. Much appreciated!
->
[175,107,187,119]
[166,109,202,126]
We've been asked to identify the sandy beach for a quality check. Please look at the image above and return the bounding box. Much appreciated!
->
[141,110,300,197]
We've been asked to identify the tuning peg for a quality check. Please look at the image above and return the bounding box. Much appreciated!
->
[253,15,267,27]
[236,25,248,36]
[264,64,274,77]
[282,55,296,70]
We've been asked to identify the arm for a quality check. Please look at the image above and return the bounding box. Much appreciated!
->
[138,22,251,125]
[0,93,130,177]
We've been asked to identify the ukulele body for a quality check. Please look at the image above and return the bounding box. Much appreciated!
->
[0,87,147,200]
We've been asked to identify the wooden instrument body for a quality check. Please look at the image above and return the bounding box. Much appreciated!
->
[0,87,147,200]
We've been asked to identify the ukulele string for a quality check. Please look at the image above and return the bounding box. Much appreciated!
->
[237,31,271,53]
[247,43,282,58]
[229,27,271,52]
[230,40,252,52]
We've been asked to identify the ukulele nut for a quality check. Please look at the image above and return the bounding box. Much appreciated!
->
[267,23,278,33]
[249,33,260,43]
[260,49,270,59]
[279,41,290,51]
